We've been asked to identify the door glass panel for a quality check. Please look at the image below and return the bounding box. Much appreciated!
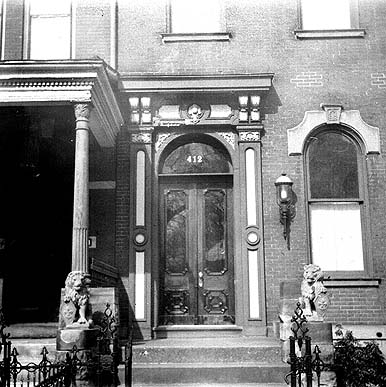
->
[165,190,188,275]
[204,189,227,275]
[161,142,232,174]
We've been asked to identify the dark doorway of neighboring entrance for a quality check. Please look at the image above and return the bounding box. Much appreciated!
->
[0,106,74,323]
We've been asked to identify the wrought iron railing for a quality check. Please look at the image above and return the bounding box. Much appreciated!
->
[285,302,327,387]
[0,304,131,387]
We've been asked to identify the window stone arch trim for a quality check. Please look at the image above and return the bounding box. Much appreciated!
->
[287,108,380,156]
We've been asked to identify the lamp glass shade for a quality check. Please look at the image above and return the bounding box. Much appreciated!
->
[278,184,291,203]
[275,174,293,204]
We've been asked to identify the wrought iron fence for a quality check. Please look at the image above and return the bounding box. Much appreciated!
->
[0,304,131,387]
[285,302,327,387]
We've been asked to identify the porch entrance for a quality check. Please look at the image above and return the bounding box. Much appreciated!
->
[158,140,234,325]
[0,107,74,323]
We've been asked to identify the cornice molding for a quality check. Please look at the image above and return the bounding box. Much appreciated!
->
[120,73,274,93]
[0,59,123,147]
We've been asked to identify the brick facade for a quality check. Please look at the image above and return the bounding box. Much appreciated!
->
[1,0,386,336]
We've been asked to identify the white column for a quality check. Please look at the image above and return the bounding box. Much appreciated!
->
[71,103,91,273]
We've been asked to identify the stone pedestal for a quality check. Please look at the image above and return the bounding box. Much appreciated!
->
[274,280,336,386]
[57,287,119,350]
[57,327,100,351]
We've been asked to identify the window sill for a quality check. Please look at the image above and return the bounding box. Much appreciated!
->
[294,29,366,39]
[161,32,232,43]
[324,277,380,288]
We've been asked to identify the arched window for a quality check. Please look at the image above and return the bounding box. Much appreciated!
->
[305,127,367,273]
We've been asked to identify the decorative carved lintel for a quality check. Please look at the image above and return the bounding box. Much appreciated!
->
[238,131,261,142]
[131,132,152,143]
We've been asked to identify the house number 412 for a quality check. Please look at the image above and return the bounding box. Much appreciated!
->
[187,155,203,163]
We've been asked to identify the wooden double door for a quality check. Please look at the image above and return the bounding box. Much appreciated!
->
[159,176,234,325]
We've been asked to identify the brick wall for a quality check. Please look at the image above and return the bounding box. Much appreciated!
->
[115,0,386,327]
[75,0,111,62]
[114,130,132,333]
[3,0,24,60]
[2,0,386,330]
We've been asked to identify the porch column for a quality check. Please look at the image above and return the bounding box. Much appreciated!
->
[71,103,91,273]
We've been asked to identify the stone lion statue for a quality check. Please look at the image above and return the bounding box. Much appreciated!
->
[63,271,91,326]
[300,264,329,320]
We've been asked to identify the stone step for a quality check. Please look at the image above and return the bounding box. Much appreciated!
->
[131,384,287,387]
[9,338,57,364]
[130,337,287,386]
[154,325,244,339]
[132,337,283,364]
[8,323,58,338]
[132,362,288,385]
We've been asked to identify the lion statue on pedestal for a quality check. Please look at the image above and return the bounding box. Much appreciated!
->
[300,264,330,320]
[62,271,91,327]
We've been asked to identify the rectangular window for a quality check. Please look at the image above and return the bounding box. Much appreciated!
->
[310,202,364,271]
[301,0,352,30]
[28,0,71,59]
[169,0,222,33]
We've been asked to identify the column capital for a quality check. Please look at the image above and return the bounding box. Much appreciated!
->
[74,103,92,121]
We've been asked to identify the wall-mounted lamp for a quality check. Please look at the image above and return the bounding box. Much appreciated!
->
[275,173,296,250]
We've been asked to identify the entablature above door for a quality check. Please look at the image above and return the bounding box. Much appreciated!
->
[120,73,274,128]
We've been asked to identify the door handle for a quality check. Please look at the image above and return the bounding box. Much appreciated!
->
[198,271,204,288]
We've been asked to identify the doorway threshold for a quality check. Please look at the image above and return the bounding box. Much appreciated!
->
[153,325,243,339]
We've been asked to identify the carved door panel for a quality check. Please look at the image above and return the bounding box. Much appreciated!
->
[159,179,234,325]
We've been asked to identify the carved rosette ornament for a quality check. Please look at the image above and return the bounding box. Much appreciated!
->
[300,264,330,321]
[181,103,210,125]
[187,104,204,124]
